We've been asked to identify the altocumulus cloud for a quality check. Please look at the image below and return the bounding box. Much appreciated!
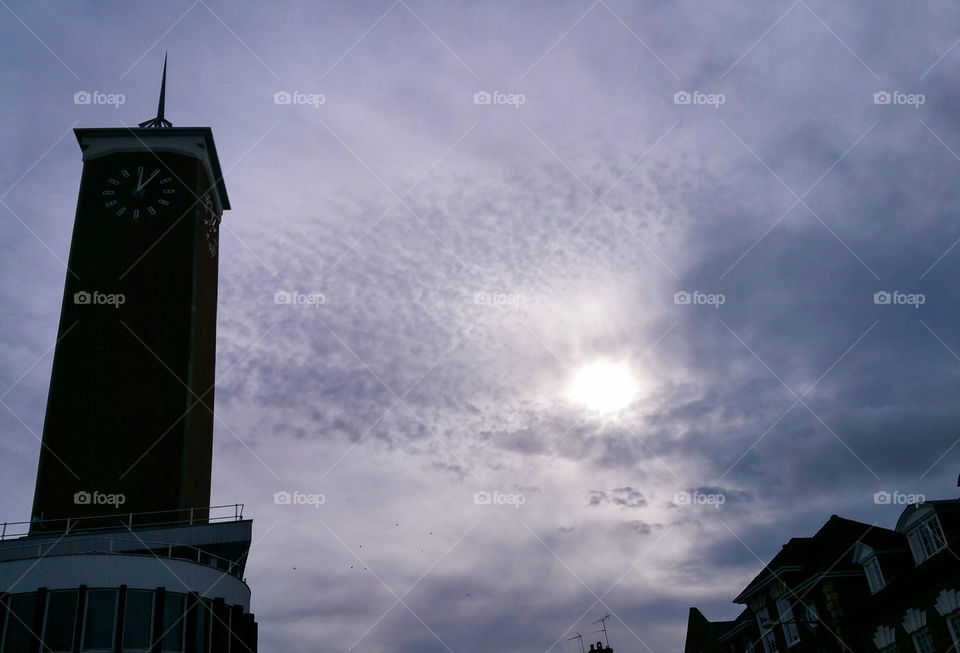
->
[3,2,960,652]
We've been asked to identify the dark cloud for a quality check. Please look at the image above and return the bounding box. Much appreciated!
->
[588,487,648,509]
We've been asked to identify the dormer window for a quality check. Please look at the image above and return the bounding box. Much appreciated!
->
[805,603,819,629]
[755,609,779,653]
[854,543,887,593]
[864,556,886,593]
[907,515,946,564]
[776,597,801,646]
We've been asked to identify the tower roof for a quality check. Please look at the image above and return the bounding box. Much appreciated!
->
[74,126,230,210]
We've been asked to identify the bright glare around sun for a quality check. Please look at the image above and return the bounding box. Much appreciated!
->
[568,360,639,413]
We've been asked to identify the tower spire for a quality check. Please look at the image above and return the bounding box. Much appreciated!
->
[138,53,173,128]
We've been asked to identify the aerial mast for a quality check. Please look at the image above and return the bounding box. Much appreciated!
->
[592,614,611,648]
[567,632,586,653]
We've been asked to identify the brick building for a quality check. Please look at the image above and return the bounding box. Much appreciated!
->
[684,498,960,653]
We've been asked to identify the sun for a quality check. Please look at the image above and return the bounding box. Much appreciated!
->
[568,360,639,413]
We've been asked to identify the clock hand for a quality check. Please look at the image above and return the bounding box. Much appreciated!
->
[135,170,160,192]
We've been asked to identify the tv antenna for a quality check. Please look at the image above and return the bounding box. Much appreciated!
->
[566,632,585,653]
[139,53,173,128]
[592,614,611,648]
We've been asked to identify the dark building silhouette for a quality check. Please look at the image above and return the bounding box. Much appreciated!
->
[0,60,257,652]
[31,125,227,532]
[684,498,960,653]
[854,500,960,653]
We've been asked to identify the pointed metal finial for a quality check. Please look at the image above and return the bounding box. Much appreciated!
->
[139,53,173,128]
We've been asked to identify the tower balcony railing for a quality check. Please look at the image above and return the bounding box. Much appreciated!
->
[0,532,246,578]
[0,503,244,540]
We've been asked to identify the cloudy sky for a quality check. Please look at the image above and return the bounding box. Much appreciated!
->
[2,1,960,651]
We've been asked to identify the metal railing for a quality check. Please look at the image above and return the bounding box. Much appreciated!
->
[0,533,245,578]
[0,504,244,540]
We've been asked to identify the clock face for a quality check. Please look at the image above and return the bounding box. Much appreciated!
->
[100,164,176,220]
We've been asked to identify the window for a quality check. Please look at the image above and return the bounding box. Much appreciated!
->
[756,609,779,653]
[122,590,154,652]
[193,599,212,653]
[2,593,37,653]
[947,612,960,650]
[161,593,185,652]
[776,597,800,646]
[805,603,818,628]
[865,556,886,593]
[911,627,935,653]
[43,591,78,652]
[82,589,118,651]
[907,516,947,564]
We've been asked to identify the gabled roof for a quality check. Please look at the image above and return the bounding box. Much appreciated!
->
[896,499,960,533]
[716,606,759,642]
[684,606,755,653]
[734,515,900,604]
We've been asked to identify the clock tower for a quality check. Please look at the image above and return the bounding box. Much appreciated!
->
[31,125,228,531]
[0,58,258,652]
[31,61,228,532]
